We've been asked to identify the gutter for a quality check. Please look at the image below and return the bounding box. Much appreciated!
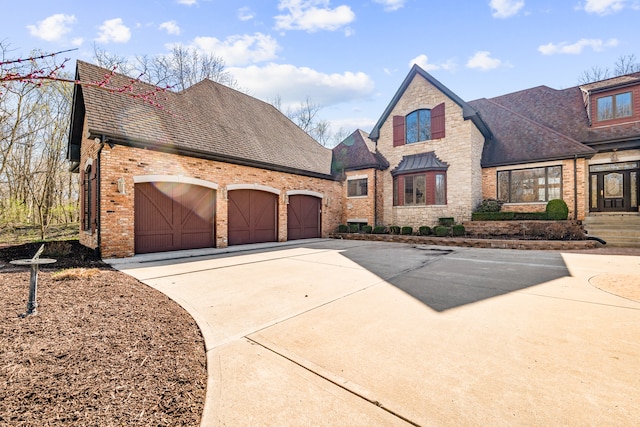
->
[89,131,339,182]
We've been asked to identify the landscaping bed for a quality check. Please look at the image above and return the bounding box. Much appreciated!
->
[0,241,206,426]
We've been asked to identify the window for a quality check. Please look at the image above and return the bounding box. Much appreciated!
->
[497,166,562,203]
[347,178,368,197]
[406,109,431,144]
[597,92,632,121]
[393,103,446,146]
[393,171,446,206]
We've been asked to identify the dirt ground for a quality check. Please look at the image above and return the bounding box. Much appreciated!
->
[0,241,206,426]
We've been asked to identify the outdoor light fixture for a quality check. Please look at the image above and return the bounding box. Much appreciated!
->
[117,177,126,194]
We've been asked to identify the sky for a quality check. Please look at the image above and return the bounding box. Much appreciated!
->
[4,0,640,141]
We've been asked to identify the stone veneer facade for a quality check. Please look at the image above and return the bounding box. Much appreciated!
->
[375,75,485,228]
[79,135,342,258]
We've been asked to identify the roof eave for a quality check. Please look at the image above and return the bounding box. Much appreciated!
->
[89,130,338,181]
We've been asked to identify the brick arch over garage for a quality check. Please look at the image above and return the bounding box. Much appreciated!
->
[133,175,218,254]
[227,184,280,246]
[286,190,323,240]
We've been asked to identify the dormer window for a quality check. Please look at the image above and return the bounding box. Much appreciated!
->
[596,92,632,121]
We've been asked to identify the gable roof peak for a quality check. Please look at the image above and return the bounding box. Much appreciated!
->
[369,65,491,142]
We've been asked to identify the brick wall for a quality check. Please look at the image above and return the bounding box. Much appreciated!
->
[481,158,588,220]
[376,74,485,228]
[342,170,376,226]
[82,140,342,258]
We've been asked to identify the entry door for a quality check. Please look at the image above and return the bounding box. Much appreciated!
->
[590,170,638,212]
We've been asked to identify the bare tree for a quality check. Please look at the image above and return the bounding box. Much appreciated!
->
[614,54,640,75]
[579,54,640,84]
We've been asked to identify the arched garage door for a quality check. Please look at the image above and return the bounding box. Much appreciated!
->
[135,182,215,254]
[287,195,321,240]
[228,190,278,246]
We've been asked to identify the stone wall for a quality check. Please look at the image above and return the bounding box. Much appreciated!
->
[376,74,485,228]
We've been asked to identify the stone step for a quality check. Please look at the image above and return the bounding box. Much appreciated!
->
[583,215,640,247]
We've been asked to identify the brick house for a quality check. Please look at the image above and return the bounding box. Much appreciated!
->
[68,62,640,257]
[68,61,342,257]
[334,65,640,232]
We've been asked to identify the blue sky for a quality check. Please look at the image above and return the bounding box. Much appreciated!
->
[5,0,640,138]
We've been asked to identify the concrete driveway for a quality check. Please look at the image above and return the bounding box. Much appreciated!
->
[109,240,640,426]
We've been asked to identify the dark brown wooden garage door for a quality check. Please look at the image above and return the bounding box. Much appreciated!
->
[135,182,215,254]
[228,190,278,246]
[287,195,321,240]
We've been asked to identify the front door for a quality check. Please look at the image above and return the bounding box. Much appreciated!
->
[589,162,639,212]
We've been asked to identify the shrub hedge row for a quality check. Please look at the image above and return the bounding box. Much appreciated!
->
[336,223,465,237]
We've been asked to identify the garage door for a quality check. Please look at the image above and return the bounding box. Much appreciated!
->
[287,195,321,240]
[228,190,278,246]
[135,182,215,254]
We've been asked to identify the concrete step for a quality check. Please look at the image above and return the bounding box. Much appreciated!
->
[583,214,640,247]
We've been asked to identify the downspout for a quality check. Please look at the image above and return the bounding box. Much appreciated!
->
[373,169,378,226]
[96,136,106,256]
[573,155,578,220]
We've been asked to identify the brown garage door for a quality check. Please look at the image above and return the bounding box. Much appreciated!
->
[135,182,215,254]
[287,195,321,240]
[228,190,278,246]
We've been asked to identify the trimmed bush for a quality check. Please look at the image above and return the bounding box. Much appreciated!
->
[361,225,373,234]
[474,198,504,213]
[433,225,450,237]
[348,224,359,233]
[418,226,432,236]
[438,217,455,226]
[389,225,401,234]
[372,226,387,234]
[401,226,413,235]
[452,224,465,236]
[337,224,348,233]
[471,211,550,221]
[514,212,548,220]
[546,199,569,220]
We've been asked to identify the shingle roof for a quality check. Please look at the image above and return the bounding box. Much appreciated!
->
[471,77,640,166]
[332,129,389,175]
[72,60,334,179]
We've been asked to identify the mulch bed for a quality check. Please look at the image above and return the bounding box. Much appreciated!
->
[0,241,207,426]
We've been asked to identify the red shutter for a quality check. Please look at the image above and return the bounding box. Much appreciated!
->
[397,175,404,206]
[425,172,435,205]
[90,165,98,233]
[431,103,445,139]
[393,115,405,147]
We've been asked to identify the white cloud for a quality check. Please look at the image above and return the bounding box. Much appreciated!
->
[274,0,355,33]
[71,37,84,47]
[229,63,374,108]
[96,18,131,43]
[580,0,626,15]
[173,33,280,67]
[238,7,255,21]
[373,0,406,11]
[177,0,197,5]
[159,21,181,35]
[538,38,619,55]
[409,54,456,72]
[489,0,525,18]
[466,51,511,70]
[27,14,76,42]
